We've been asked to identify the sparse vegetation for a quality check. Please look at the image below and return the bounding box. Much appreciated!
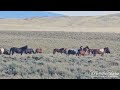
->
[0,31,120,79]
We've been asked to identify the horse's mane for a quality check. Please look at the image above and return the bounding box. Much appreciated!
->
[20,45,28,49]
[83,46,89,51]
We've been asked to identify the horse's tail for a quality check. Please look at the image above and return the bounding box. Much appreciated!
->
[33,49,35,54]
[53,49,56,54]
[35,49,37,54]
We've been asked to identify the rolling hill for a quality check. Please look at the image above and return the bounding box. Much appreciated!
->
[0,13,120,32]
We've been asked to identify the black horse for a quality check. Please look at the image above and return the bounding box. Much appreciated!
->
[9,45,28,55]
[24,48,35,54]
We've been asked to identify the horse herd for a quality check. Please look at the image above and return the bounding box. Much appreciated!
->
[0,45,42,55]
[0,45,110,57]
[53,46,110,57]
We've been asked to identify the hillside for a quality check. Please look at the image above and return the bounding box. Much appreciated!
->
[0,13,120,32]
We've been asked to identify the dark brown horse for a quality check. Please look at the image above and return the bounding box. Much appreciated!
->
[25,48,35,54]
[35,48,42,54]
[53,48,65,54]
[90,47,110,56]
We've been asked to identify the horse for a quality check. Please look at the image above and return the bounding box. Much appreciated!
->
[0,48,4,54]
[0,48,9,55]
[63,46,84,56]
[25,48,35,54]
[67,49,79,56]
[9,45,28,55]
[35,48,42,54]
[91,47,110,56]
[64,47,83,56]
[79,46,90,56]
[53,48,65,55]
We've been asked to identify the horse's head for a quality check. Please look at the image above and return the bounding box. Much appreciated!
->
[80,46,83,50]
[53,49,57,54]
[85,46,89,49]
[80,46,83,48]
[39,48,42,53]
[104,47,110,53]
[25,45,28,48]
[83,46,89,51]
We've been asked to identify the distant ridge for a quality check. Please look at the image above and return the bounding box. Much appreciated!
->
[105,13,120,17]
[22,13,120,27]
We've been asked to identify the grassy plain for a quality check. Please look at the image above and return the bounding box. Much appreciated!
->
[0,31,119,79]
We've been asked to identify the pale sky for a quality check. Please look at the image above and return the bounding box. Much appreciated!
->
[0,11,120,18]
[47,11,120,16]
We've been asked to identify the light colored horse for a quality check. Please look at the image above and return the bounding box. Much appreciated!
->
[0,48,5,54]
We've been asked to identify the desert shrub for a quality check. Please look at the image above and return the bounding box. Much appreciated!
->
[109,62,119,66]
[32,56,43,60]
[4,63,17,76]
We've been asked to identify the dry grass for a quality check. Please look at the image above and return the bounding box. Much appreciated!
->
[1,15,120,32]
[0,31,120,79]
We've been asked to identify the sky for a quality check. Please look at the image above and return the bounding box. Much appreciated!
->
[0,11,62,18]
[48,11,120,16]
[0,11,120,18]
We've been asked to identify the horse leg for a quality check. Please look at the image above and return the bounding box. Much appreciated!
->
[61,51,62,54]
[93,50,96,57]
[101,53,104,57]
[12,51,14,55]
[68,54,70,57]
[53,51,55,55]
[9,49,12,55]
[25,51,27,54]
[75,53,77,56]
[80,54,81,57]
[21,51,23,55]
[93,54,96,57]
